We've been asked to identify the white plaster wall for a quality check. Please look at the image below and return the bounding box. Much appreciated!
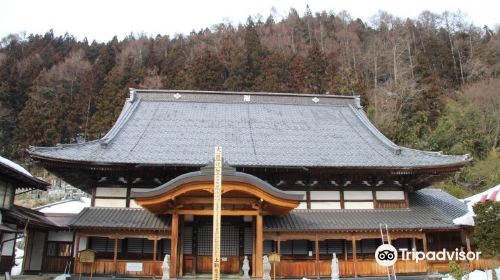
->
[94,198,126,207]
[48,231,73,242]
[344,201,374,209]
[74,236,88,257]
[343,191,373,200]
[129,199,143,208]
[1,233,15,255]
[310,202,341,209]
[95,187,127,197]
[310,191,340,200]
[296,202,308,209]
[376,191,405,200]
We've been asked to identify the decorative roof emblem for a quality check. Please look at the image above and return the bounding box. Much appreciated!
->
[312,97,320,103]
[174,93,181,99]
[243,95,251,102]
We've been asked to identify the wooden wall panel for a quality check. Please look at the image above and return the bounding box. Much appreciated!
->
[271,259,428,277]
[196,256,240,274]
[75,260,163,277]
[377,201,407,208]
[0,256,13,273]
[43,257,70,273]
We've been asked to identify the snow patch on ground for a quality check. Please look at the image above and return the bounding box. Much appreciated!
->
[443,268,499,280]
[54,274,71,280]
[11,246,24,276]
[453,184,500,226]
[0,155,32,177]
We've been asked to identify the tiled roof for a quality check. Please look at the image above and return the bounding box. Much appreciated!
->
[68,189,466,232]
[28,90,469,169]
[0,157,49,190]
[4,205,60,230]
[69,207,170,231]
[264,189,468,231]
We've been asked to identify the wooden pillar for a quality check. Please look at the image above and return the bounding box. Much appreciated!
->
[171,213,179,278]
[10,232,17,269]
[277,237,281,278]
[404,191,409,208]
[340,191,345,209]
[113,238,118,275]
[153,239,158,260]
[315,235,320,279]
[422,234,428,253]
[21,230,29,272]
[465,234,472,252]
[251,219,256,278]
[192,224,197,276]
[344,240,348,261]
[74,233,80,273]
[255,213,263,278]
[277,237,281,254]
[412,237,417,250]
[422,234,428,273]
[352,236,357,278]
[179,217,184,277]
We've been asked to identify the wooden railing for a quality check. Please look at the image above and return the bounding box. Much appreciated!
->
[75,259,163,277]
[72,257,499,277]
[43,256,72,273]
[272,259,427,277]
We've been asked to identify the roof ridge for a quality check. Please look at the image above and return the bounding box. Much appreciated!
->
[348,104,401,155]
[132,88,360,100]
[101,97,141,147]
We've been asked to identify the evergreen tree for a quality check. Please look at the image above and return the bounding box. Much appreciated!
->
[304,40,327,94]
[89,56,144,137]
[189,49,226,90]
[16,51,91,154]
[287,55,306,93]
[225,18,267,91]
[254,52,288,92]
[473,200,500,257]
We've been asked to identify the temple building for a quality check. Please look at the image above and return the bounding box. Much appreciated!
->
[26,89,481,277]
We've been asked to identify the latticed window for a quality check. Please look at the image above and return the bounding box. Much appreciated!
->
[280,240,309,255]
[319,239,343,255]
[90,237,121,253]
[263,240,275,254]
[183,226,193,255]
[46,242,72,257]
[244,225,253,255]
[197,224,239,256]
[126,238,154,254]
[162,239,171,254]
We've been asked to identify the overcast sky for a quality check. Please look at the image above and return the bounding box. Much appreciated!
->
[1,0,498,42]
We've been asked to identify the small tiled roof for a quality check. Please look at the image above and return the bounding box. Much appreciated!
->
[69,189,466,232]
[28,90,469,170]
[3,205,60,230]
[0,156,49,190]
[264,189,468,232]
[69,207,170,231]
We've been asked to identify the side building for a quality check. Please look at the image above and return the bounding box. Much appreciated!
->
[28,89,480,277]
[0,156,58,274]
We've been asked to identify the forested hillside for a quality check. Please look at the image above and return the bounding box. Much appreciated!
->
[0,8,498,197]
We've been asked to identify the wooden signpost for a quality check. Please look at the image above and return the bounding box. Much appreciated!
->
[78,249,95,280]
[269,252,281,280]
[212,146,222,280]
